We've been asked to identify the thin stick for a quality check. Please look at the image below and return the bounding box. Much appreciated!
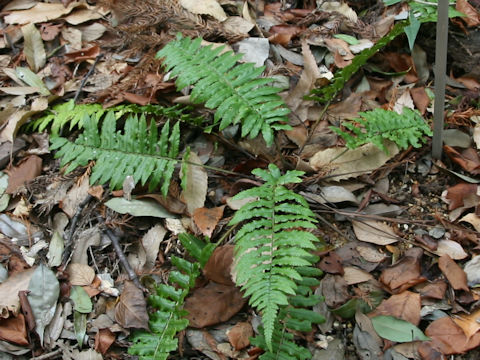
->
[432,0,449,159]
[73,54,104,103]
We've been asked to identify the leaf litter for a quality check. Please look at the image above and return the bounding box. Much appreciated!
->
[0,0,480,359]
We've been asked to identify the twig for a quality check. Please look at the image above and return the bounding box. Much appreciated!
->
[104,227,144,290]
[60,194,93,271]
[73,54,104,103]
[298,99,332,155]
[30,349,62,360]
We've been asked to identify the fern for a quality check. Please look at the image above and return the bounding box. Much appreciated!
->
[178,232,216,268]
[156,34,291,145]
[129,256,200,360]
[229,164,322,351]
[50,111,181,196]
[331,107,432,154]
[31,99,199,135]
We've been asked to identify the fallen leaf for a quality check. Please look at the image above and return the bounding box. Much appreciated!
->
[223,16,254,35]
[227,322,253,350]
[410,87,430,114]
[60,176,90,218]
[39,23,62,41]
[4,2,79,24]
[380,255,423,292]
[438,254,469,292]
[203,245,234,286]
[321,274,350,308]
[181,152,208,215]
[64,6,108,25]
[64,45,100,63]
[459,213,480,232]
[319,252,344,275]
[269,24,304,46]
[193,206,225,238]
[141,224,167,271]
[343,266,373,285]
[94,328,115,354]
[310,142,399,181]
[0,267,35,317]
[415,280,447,300]
[434,239,468,260]
[456,0,480,27]
[105,198,175,218]
[369,291,421,326]
[0,314,28,345]
[185,282,246,328]
[444,183,478,211]
[444,146,480,175]
[453,308,480,339]
[67,263,95,286]
[115,281,148,330]
[21,23,46,72]
[5,155,42,194]
[464,256,480,286]
[352,220,397,245]
[426,316,480,354]
[180,0,227,21]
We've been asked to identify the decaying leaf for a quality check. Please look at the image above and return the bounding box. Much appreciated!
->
[226,322,253,350]
[181,152,208,215]
[426,316,480,354]
[203,245,234,286]
[180,0,227,21]
[369,291,421,326]
[21,23,46,72]
[352,220,397,245]
[114,281,148,330]
[5,155,42,194]
[438,255,469,292]
[193,206,225,238]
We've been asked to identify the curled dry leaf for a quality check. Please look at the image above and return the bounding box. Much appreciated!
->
[94,328,116,354]
[114,281,148,330]
[226,322,253,350]
[438,255,469,292]
[444,146,480,175]
[426,316,480,354]
[0,313,28,345]
[203,245,234,286]
[380,255,423,292]
[193,206,225,238]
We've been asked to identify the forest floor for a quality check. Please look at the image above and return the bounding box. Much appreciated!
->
[1,0,480,359]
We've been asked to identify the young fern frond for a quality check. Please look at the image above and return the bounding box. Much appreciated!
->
[129,256,200,360]
[229,164,321,351]
[156,34,291,145]
[31,99,197,135]
[50,111,181,196]
[331,107,432,154]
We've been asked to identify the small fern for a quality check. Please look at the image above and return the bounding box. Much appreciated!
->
[31,99,199,135]
[156,34,291,145]
[331,107,432,154]
[229,164,322,351]
[50,111,181,196]
[129,256,200,360]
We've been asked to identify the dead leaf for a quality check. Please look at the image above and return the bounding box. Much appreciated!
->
[352,220,397,245]
[141,225,167,271]
[193,206,225,238]
[410,87,430,115]
[321,274,350,308]
[203,245,234,286]
[343,266,374,285]
[0,313,28,345]
[180,0,227,21]
[5,155,42,194]
[64,45,100,63]
[444,183,478,211]
[114,281,149,330]
[60,176,90,218]
[21,23,46,73]
[310,142,399,181]
[181,152,208,215]
[380,255,423,292]
[415,280,447,300]
[444,146,480,175]
[268,24,304,46]
[459,213,480,232]
[319,252,344,275]
[67,263,95,286]
[39,23,63,41]
[4,2,80,24]
[0,267,35,317]
[434,239,468,260]
[94,328,115,354]
[426,316,480,354]
[438,254,469,292]
[226,322,253,350]
[64,6,109,25]
[456,0,480,27]
[223,16,254,35]
[369,291,421,325]
[185,282,246,328]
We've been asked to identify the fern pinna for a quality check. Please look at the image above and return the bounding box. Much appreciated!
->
[156,34,291,146]
[331,107,432,154]
[129,256,200,360]
[229,164,323,353]
[50,111,180,196]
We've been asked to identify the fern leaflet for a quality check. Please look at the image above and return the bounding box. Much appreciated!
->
[50,111,181,196]
[331,107,432,154]
[129,256,200,360]
[156,34,291,145]
[229,164,321,351]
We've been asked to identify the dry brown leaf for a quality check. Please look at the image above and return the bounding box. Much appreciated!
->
[444,183,478,211]
[321,274,350,308]
[369,291,421,325]
[94,328,115,354]
[410,87,430,115]
[114,281,149,330]
[203,245,234,286]
[64,45,100,63]
[226,322,253,350]
[180,0,227,21]
[0,313,28,345]
[181,152,208,215]
[453,308,480,339]
[444,146,480,175]
[319,252,344,275]
[0,267,35,317]
[415,280,447,300]
[434,239,468,260]
[459,213,480,232]
[184,282,246,328]
[67,263,95,286]
[268,24,304,46]
[456,0,480,27]
[342,266,373,285]
[380,255,422,292]
[426,316,480,355]
[4,2,79,24]
[5,155,42,194]
[193,206,225,238]
[352,220,397,245]
[60,176,90,218]
[438,254,469,292]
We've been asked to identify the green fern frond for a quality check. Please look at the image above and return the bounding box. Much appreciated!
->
[31,99,199,135]
[229,164,321,351]
[50,111,181,196]
[331,107,432,154]
[129,256,200,360]
[156,34,292,145]
[178,232,216,268]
